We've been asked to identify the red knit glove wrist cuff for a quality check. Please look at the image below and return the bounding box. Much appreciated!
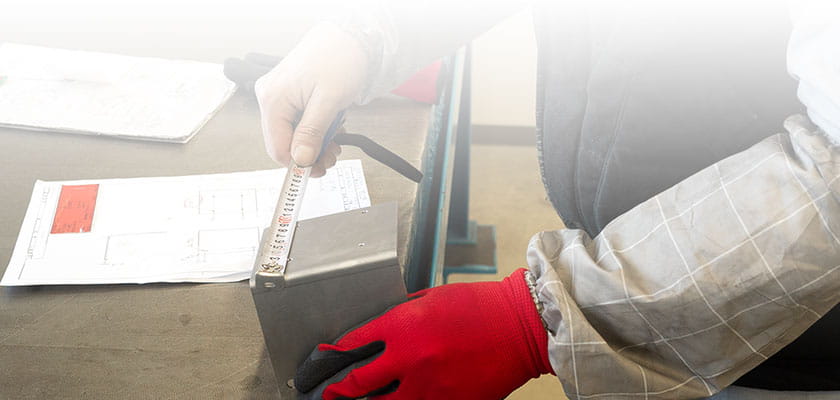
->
[504,268,553,376]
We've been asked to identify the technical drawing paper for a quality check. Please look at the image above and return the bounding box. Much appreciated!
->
[0,43,235,142]
[1,160,371,286]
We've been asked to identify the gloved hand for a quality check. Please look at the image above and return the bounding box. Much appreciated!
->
[254,22,368,177]
[295,269,553,400]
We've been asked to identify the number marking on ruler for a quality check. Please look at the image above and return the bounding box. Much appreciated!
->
[260,163,311,274]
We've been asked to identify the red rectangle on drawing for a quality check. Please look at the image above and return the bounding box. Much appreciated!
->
[51,184,99,234]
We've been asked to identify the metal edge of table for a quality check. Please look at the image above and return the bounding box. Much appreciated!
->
[404,48,465,292]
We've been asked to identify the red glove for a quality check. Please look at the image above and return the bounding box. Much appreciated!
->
[295,269,553,400]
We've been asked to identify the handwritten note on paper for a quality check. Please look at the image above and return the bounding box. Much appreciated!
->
[1,160,371,286]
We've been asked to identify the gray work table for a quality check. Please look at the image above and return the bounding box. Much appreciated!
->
[0,86,446,398]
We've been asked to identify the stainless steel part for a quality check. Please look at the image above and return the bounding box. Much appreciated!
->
[250,202,407,399]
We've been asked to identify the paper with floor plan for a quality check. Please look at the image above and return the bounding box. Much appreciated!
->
[1,160,371,286]
[0,43,235,142]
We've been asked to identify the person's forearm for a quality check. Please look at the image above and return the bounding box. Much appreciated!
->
[254,1,526,172]
[528,115,840,399]
[328,0,529,103]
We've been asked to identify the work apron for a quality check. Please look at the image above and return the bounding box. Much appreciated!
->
[533,0,839,392]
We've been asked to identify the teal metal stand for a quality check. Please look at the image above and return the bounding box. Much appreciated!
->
[404,52,462,292]
[442,45,498,284]
[404,47,499,291]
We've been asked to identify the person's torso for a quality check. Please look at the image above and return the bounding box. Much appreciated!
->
[532,0,839,390]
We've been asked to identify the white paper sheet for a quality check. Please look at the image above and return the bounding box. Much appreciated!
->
[1,160,371,286]
[0,43,235,142]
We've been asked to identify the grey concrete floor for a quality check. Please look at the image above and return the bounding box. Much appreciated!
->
[448,144,568,400]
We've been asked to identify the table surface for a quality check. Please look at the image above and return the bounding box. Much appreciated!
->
[0,92,434,399]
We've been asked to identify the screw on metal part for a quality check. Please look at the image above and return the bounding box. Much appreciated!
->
[261,262,284,274]
[287,379,295,389]
[264,282,276,288]
[358,242,366,247]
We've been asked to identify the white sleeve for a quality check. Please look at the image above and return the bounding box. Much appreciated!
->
[788,0,840,142]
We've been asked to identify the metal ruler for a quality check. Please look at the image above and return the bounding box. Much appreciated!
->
[257,111,345,275]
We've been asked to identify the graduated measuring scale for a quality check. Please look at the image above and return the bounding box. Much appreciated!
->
[257,111,345,276]
[258,163,311,275]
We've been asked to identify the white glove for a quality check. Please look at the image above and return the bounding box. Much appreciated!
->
[255,23,368,176]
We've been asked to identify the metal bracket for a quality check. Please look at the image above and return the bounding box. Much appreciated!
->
[250,202,407,398]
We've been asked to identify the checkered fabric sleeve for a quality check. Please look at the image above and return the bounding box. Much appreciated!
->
[528,115,840,399]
